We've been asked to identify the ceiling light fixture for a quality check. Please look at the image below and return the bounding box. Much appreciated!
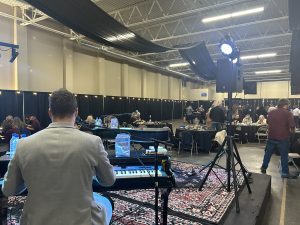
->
[202,7,264,23]
[105,33,135,42]
[255,70,282,74]
[240,53,277,60]
[168,62,190,68]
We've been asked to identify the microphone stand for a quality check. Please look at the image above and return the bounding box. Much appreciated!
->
[128,133,173,225]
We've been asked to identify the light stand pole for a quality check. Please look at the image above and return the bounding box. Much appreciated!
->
[198,59,252,213]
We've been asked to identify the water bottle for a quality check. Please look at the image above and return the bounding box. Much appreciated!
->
[9,133,19,159]
[115,133,130,157]
[149,115,152,122]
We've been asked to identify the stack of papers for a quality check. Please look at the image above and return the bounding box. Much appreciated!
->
[145,146,168,155]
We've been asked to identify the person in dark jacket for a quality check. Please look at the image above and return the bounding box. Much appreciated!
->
[209,101,226,131]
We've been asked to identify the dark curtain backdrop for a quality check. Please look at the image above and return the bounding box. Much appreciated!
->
[77,95,91,120]
[148,100,162,121]
[161,100,173,121]
[24,91,51,128]
[3,89,300,128]
[173,101,183,119]
[89,95,103,117]
[104,96,129,115]
[136,99,150,121]
[0,90,23,122]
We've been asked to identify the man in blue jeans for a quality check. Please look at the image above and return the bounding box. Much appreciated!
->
[261,99,296,179]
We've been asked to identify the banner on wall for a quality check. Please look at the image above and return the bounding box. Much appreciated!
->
[199,89,209,100]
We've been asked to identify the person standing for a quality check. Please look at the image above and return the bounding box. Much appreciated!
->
[261,99,296,178]
[209,101,226,131]
[185,104,194,124]
[2,88,116,225]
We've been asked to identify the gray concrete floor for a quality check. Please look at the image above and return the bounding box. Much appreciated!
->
[168,119,300,225]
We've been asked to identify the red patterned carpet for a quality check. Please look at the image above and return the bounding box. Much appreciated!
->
[6,161,245,225]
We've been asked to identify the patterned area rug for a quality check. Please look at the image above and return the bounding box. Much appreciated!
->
[6,161,245,225]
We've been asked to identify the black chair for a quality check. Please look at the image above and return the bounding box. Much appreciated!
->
[256,125,268,144]
[178,131,194,155]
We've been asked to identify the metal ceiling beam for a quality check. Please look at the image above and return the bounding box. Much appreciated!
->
[139,32,292,57]
[0,11,71,37]
[150,45,291,63]
[245,77,291,82]
[108,0,248,27]
[149,16,288,42]
[243,60,290,67]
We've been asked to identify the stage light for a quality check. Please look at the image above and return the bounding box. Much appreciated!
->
[220,43,233,55]
[255,70,282,74]
[219,35,240,61]
[169,62,189,68]
[202,7,264,23]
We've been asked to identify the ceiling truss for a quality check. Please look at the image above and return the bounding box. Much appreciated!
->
[0,0,292,82]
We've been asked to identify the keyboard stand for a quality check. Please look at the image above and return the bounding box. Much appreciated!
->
[161,187,172,225]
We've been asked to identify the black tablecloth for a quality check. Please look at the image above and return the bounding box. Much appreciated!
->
[92,127,169,142]
[232,125,260,143]
[175,128,216,153]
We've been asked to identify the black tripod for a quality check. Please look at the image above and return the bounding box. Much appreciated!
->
[198,91,252,213]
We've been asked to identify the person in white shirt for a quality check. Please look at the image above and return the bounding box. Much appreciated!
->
[292,106,300,128]
[256,115,267,125]
[242,114,253,125]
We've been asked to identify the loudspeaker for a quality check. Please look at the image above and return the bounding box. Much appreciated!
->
[289,0,300,31]
[244,81,257,94]
[178,42,217,80]
[216,58,243,93]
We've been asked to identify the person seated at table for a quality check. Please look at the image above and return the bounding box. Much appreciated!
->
[26,115,41,134]
[131,110,144,126]
[256,115,267,125]
[232,114,240,125]
[2,116,20,142]
[85,115,95,126]
[13,117,31,136]
[1,115,13,131]
[242,114,253,125]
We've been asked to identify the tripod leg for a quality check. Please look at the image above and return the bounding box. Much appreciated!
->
[198,140,227,191]
[229,138,240,213]
[232,141,252,194]
[226,141,231,192]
